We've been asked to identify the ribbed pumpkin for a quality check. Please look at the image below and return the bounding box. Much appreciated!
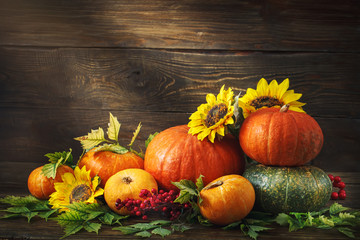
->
[78,149,144,188]
[27,165,74,199]
[198,174,255,225]
[243,164,332,213]
[144,125,245,191]
[239,105,323,166]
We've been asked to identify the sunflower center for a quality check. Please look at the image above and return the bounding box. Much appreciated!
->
[205,103,228,127]
[250,96,284,109]
[69,184,92,204]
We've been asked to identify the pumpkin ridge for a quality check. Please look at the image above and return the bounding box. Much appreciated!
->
[308,167,322,207]
[267,112,276,165]
[289,112,300,166]
[284,168,290,210]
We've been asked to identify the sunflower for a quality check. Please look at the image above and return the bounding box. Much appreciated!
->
[238,78,306,118]
[49,166,104,211]
[188,85,235,143]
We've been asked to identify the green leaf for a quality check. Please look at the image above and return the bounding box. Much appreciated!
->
[171,223,192,232]
[151,227,172,238]
[130,223,158,231]
[150,220,172,226]
[222,221,241,230]
[0,195,46,206]
[93,144,128,154]
[74,127,107,150]
[337,227,356,238]
[145,132,159,148]
[107,112,121,141]
[44,149,73,165]
[37,209,58,221]
[339,212,356,220]
[42,158,62,179]
[129,122,142,147]
[275,213,290,226]
[83,222,102,234]
[173,190,192,204]
[113,226,142,235]
[61,223,84,239]
[329,203,350,215]
[5,206,30,214]
[195,174,204,191]
[23,211,39,223]
[135,230,152,238]
[99,212,115,225]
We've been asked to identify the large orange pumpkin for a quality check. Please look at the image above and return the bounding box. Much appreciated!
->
[27,165,74,199]
[144,125,245,191]
[78,149,144,188]
[198,174,255,225]
[104,168,158,215]
[239,105,323,166]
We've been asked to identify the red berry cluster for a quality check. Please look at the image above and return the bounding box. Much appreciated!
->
[328,174,346,200]
[114,188,191,220]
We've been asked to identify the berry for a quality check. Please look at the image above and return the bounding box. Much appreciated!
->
[331,192,338,200]
[339,192,346,200]
[333,182,339,188]
[334,176,341,183]
[339,189,346,194]
[142,215,148,220]
[338,182,346,189]
[328,174,334,181]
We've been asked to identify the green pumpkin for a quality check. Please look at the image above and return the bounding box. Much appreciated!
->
[243,164,332,213]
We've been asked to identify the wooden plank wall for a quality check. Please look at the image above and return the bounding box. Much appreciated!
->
[0,0,359,194]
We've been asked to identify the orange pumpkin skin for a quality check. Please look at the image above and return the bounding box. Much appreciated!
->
[27,165,74,200]
[104,168,158,215]
[199,174,255,225]
[239,107,323,166]
[144,125,245,191]
[78,150,144,188]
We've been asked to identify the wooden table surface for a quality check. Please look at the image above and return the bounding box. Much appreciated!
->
[1,172,359,240]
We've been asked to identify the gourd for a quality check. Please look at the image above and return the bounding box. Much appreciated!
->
[144,125,245,190]
[243,164,332,213]
[78,149,144,188]
[239,105,323,166]
[104,168,158,215]
[198,175,255,225]
[27,165,74,199]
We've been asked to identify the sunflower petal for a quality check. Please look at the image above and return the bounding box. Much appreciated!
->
[257,78,269,96]
[277,78,289,98]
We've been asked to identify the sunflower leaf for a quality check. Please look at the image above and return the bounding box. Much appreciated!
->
[42,158,63,179]
[151,227,172,238]
[83,221,102,234]
[128,122,142,147]
[44,149,73,165]
[74,127,107,150]
[107,112,121,142]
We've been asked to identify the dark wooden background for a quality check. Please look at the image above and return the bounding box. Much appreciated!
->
[0,0,359,197]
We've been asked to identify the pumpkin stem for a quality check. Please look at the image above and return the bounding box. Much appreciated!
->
[203,180,223,190]
[280,104,290,113]
[122,176,133,184]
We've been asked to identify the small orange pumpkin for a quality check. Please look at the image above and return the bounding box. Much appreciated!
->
[198,174,255,225]
[144,125,245,191]
[78,149,144,188]
[27,165,74,199]
[104,168,158,215]
[239,105,324,166]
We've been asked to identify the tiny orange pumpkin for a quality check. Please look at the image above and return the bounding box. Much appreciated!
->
[27,165,74,200]
[198,174,255,225]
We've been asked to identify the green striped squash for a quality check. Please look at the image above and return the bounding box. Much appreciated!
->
[243,164,332,213]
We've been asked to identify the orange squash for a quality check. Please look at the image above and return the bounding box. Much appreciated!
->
[104,168,158,215]
[239,105,323,166]
[198,174,255,225]
[27,165,74,199]
[144,125,245,191]
[78,149,144,188]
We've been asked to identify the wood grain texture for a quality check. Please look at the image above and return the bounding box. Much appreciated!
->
[0,0,359,51]
[1,47,359,118]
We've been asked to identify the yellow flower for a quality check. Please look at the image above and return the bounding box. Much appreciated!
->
[49,166,104,211]
[188,85,235,143]
[238,78,306,118]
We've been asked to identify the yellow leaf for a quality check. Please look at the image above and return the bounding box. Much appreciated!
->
[107,113,121,141]
[74,127,106,150]
[128,122,142,147]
